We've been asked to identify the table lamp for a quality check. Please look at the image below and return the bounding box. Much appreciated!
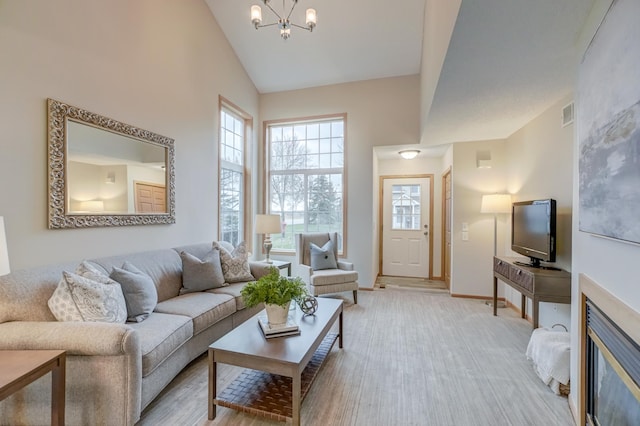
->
[255,214,281,263]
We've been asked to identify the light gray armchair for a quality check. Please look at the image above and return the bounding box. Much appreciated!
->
[295,232,358,304]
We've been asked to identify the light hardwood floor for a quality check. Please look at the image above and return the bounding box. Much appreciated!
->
[137,287,573,426]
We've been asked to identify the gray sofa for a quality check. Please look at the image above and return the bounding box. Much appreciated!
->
[0,242,269,426]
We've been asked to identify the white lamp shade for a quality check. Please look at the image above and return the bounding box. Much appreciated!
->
[0,217,10,276]
[306,8,317,26]
[255,214,281,234]
[481,194,512,214]
[251,5,262,25]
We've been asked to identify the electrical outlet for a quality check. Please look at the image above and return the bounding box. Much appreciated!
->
[462,231,469,241]
[462,222,469,231]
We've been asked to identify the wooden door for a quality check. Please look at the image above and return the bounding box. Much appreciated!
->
[135,182,166,213]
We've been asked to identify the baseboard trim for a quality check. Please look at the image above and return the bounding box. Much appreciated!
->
[450,293,505,301]
[358,287,374,291]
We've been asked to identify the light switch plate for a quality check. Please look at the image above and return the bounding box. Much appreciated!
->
[462,231,469,241]
[462,222,469,231]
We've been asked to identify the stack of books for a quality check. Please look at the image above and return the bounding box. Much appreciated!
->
[258,315,300,338]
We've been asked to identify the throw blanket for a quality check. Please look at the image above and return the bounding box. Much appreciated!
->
[525,328,570,395]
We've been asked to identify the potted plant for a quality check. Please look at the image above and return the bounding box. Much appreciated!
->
[241,266,308,326]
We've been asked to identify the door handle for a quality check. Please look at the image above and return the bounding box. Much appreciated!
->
[423,232,428,236]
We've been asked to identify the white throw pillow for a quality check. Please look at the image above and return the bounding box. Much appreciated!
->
[213,241,254,283]
[48,261,127,323]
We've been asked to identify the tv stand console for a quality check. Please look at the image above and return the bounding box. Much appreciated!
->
[493,256,571,328]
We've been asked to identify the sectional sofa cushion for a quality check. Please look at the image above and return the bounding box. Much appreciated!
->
[213,241,254,283]
[126,312,193,377]
[179,249,226,294]
[110,262,158,323]
[153,292,236,335]
[210,282,249,310]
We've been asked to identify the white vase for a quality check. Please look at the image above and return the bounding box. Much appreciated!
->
[265,301,291,326]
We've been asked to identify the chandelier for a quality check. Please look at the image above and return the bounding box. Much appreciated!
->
[250,0,317,40]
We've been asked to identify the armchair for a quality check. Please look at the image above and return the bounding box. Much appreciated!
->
[295,232,358,304]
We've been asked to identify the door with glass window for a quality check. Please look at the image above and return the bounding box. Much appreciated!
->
[382,177,430,278]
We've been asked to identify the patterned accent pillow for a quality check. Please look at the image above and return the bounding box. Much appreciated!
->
[48,261,127,323]
[310,240,338,270]
[213,241,254,283]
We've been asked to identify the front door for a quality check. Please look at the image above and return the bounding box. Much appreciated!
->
[382,177,431,278]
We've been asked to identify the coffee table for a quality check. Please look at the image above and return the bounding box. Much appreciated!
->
[0,350,66,426]
[208,298,343,425]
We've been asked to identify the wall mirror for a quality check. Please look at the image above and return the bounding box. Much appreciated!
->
[47,98,175,228]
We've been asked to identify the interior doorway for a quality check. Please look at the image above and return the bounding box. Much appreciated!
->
[379,175,434,279]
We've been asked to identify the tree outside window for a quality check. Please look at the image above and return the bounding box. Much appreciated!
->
[267,116,345,253]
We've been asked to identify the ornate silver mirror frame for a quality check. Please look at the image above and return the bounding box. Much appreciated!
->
[47,98,175,228]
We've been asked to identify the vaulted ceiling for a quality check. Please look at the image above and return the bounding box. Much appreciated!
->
[206,0,595,147]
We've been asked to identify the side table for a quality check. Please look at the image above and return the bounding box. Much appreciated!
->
[0,350,66,426]
[259,259,291,276]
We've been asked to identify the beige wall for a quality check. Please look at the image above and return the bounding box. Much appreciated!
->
[0,0,259,270]
[503,93,574,328]
[260,76,421,288]
[450,139,508,297]
[420,0,462,145]
[570,0,640,412]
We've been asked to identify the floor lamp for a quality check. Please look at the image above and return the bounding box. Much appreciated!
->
[481,194,511,307]
[0,216,10,276]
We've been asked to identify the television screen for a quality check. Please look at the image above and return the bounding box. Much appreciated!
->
[511,199,556,267]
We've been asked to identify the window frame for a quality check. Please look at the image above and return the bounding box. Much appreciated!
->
[218,96,253,248]
[263,113,348,257]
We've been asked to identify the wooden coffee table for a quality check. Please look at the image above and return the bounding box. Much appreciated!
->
[208,298,343,425]
[0,350,66,426]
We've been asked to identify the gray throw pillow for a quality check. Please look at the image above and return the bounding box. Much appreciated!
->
[110,261,158,323]
[180,249,226,294]
[310,241,338,270]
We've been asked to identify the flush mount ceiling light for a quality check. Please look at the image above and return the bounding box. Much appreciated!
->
[399,150,420,160]
[251,0,317,41]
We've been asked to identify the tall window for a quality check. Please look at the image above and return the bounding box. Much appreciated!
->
[266,115,346,253]
[219,101,250,246]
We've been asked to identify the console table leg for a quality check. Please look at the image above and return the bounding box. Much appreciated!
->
[521,295,526,319]
[493,277,498,316]
[533,298,540,329]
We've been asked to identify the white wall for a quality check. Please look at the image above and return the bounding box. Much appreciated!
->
[376,155,445,279]
[260,76,421,288]
[450,139,508,297]
[503,94,574,329]
[0,0,259,270]
[569,0,640,413]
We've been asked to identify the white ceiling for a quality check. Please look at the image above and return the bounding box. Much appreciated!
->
[206,0,595,146]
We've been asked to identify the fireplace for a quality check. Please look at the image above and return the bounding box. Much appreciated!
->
[579,275,640,425]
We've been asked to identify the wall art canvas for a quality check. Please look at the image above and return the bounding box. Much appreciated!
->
[578,0,640,244]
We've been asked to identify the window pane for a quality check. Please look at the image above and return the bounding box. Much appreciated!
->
[267,117,345,252]
[391,184,421,230]
[220,106,247,245]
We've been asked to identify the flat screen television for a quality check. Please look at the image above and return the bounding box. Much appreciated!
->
[511,199,556,268]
